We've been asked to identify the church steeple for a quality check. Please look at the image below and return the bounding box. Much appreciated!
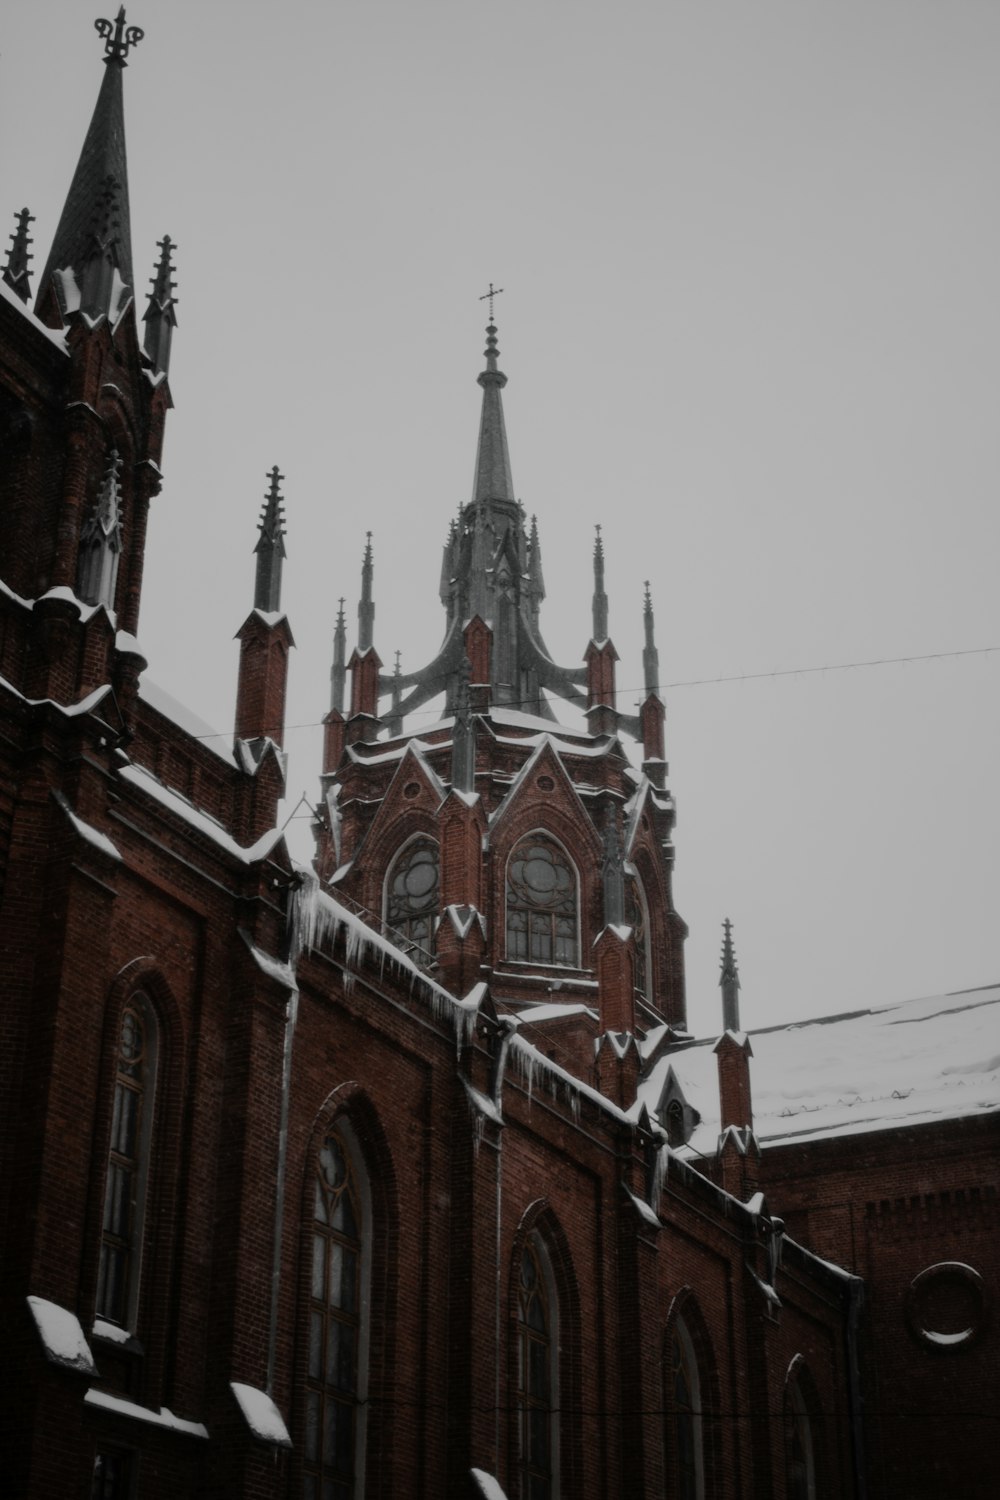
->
[37,8,144,328]
[592,525,609,642]
[472,315,515,506]
[720,918,741,1033]
[358,531,375,651]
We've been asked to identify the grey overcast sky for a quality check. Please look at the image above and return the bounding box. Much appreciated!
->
[3,1,998,1036]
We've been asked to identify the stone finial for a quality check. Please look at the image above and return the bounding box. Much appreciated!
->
[2,208,35,304]
[358,532,375,651]
[142,234,177,376]
[330,598,347,713]
[592,524,609,642]
[527,513,545,602]
[642,580,659,694]
[253,466,287,614]
[720,917,741,1033]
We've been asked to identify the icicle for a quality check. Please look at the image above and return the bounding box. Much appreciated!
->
[650,1143,670,1211]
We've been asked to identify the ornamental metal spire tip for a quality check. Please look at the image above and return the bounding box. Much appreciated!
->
[95,7,144,66]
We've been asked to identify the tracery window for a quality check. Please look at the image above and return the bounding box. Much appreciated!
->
[784,1373,816,1500]
[516,1234,558,1500]
[96,997,158,1329]
[625,876,649,998]
[506,835,578,966]
[667,1315,704,1500]
[384,837,439,952]
[304,1131,368,1500]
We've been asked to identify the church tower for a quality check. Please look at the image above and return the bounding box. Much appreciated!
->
[314,315,689,1085]
[0,6,174,724]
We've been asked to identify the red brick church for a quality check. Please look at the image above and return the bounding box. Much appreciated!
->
[1,14,996,1499]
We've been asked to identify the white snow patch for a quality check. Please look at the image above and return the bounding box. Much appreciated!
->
[84,1389,208,1438]
[119,764,284,863]
[92,1318,132,1345]
[0,275,70,348]
[230,1382,292,1446]
[242,933,297,991]
[624,1184,662,1229]
[53,791,122,861]
[27,1296,97,1374]
[923,1328,973,1347]
[38,585,111,624]
[115,629,145,658]
[470,1470,510,1500]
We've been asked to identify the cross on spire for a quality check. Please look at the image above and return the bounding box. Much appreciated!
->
[478,282,504,321]
[95,7,144,67]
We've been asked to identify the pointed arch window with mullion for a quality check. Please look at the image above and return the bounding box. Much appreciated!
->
[506,836,578,966]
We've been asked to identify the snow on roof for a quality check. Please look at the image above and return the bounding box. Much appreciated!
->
[638,984,1000,1152]
[139,677,234,763]
[53,790,122,862]
[229,1382,292,1447]
[0,671,114,720]
[27,1296,97,1374]
[118,763,284,864]
[0,276,69,351]
[514,1002,597,1024]
[84,1389,209,1439]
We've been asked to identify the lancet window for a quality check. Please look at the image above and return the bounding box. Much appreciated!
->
[784,1370,817,1500]
[77,447,124,610]
[667,1314,705,1500]
[506,835,578,966]
[625,876,650,998]
[515,1233,558,1500]
[96,996,158,1329]
[384,837,439,955]
[304,1129,369,1500]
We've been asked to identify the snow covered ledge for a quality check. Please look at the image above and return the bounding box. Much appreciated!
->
[27,1296,97,1376]
[230,1382,293,1448]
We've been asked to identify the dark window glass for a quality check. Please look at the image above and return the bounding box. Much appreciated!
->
[385,838,439,953]
[625,878,648,997]
[506,837,578,966]
[97,1000,156,1328]
[304,1134,362,1499]
[516,1236,555,1500]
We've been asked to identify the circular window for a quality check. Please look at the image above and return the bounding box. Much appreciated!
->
[403,782,420,799]
[906,1262,986,1351]
[536,775,555,792]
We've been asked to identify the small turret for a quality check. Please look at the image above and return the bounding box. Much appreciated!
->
[2,209,35,304]
[714,919,756,1195]
[330,598,347,715]
[639,583,666,780]
[253,466,287,614]
[142,234,177,377]
[347,534,382,743]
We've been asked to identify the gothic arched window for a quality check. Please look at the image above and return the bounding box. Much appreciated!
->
[516,1233,558,1500]
[304,1128,370,1500]
[506,835,579,966]
[384,837,439,953]
[625,876,650,998]
[667,1315,705,1500]
[784,1370,817,1500]
[96,996,158,1330]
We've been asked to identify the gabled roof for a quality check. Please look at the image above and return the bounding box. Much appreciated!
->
[637,983,1000,1152]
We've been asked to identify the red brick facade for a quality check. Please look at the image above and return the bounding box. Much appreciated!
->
[1,21,994,1500]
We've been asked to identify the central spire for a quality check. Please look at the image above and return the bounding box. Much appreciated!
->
[472,320,515,505]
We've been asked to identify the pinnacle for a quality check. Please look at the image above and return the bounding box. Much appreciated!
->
[2,208,35,304]
[142,234,177,375]
[253,466,286,613]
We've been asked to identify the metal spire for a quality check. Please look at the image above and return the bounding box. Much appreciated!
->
[253,466,286,613]
[2,209,35,304]
[330,598,347,713]
[142,233,177,376]
[358,532,375,651]
[720,918,741,1032]
[38,10,143,319]
[642,581,660,695]
[592,525,609,642]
